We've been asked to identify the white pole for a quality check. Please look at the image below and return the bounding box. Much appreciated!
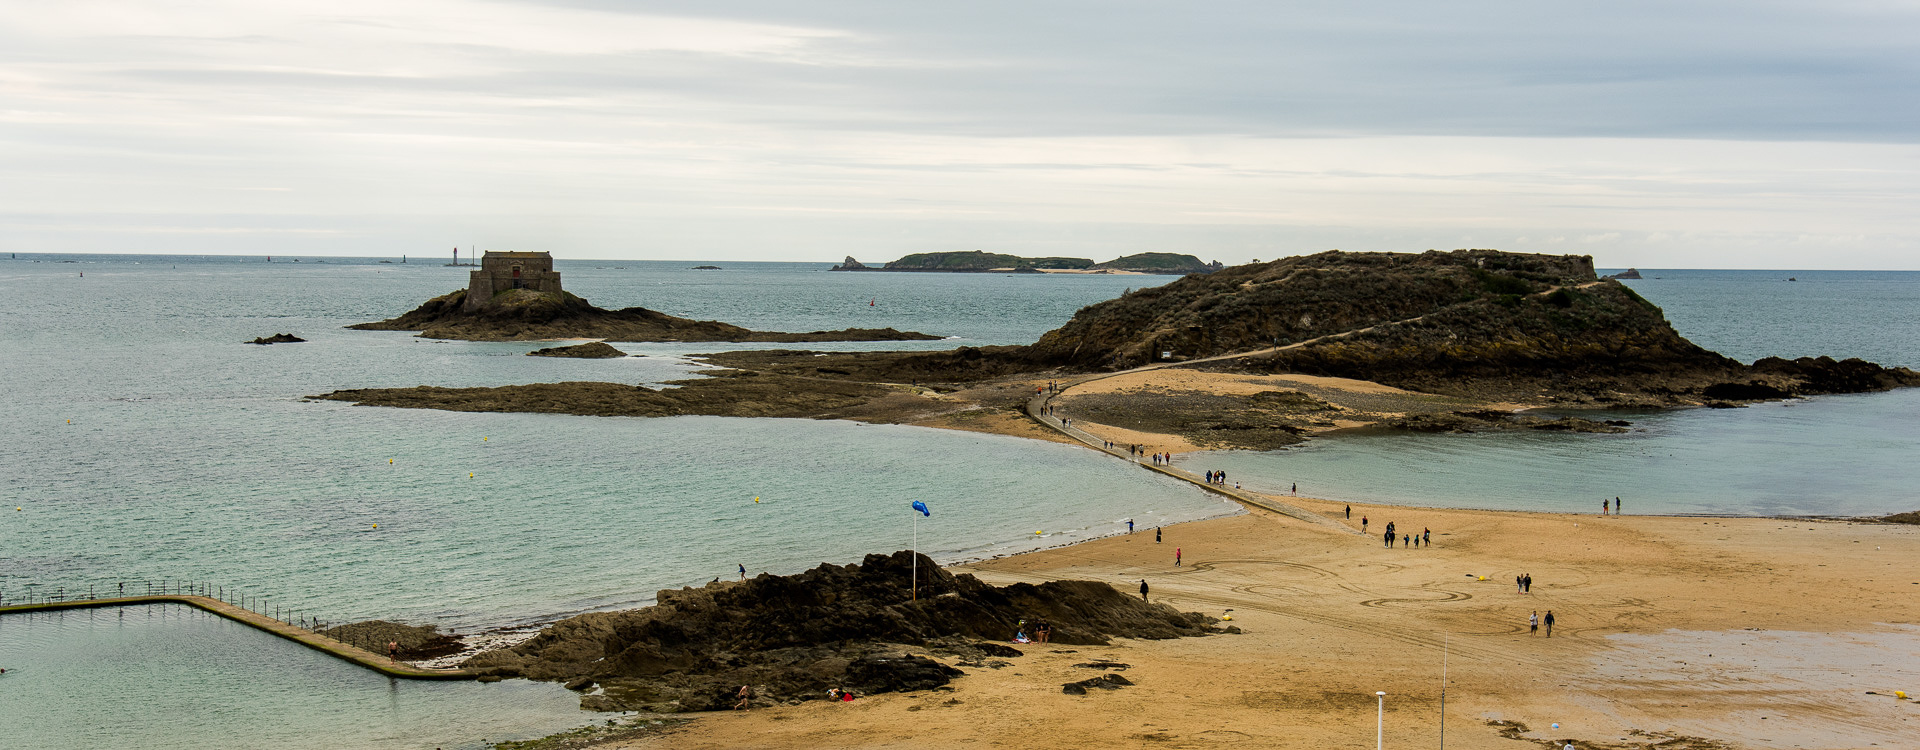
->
[1377,691,1386,750]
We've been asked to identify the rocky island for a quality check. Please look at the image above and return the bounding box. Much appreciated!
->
[349,251,940,343]
[323,249,1920,452]
[526,341,627,358]
[832,250,1221,274]
[460,551,1222,712]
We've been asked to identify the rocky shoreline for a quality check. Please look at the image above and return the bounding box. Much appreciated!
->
[456,551,1225,713]
[349,288,940,343]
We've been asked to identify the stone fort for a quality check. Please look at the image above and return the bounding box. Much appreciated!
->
[465,251,563,311]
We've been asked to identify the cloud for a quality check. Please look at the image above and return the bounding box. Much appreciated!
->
[2,0,1919,267]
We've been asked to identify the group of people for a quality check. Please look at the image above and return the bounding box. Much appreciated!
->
[1131,445,1173,465]
[1528,610,1556,637]
[1014,618,1053,643]
[1602,497,1622,515]
[1375,521,1432,548]
[1203,469,1229,486]
[1516,573,1534,593]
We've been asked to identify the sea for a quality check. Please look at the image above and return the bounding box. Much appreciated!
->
[1,256,1916,749]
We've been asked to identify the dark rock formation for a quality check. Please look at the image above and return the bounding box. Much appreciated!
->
[318,620,464,660]
[1880,510,1920,525]
[463,551,1219,712]
[690,265,721,270]
[246,333,306,345]
[830,256,871,271]
[1604,268,1644,280]
[1383,410,1630,434]
[348,288,939,343]
[1062,674,1133,694]
[527,342,628,359]
[882,251,1094,272]
[316,369,894,419]
[1089,252,1221,275]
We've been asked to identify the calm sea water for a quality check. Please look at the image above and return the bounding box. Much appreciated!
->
[1181,269,1920,517]
[0,254,1227,749]
[4,257,1916,747]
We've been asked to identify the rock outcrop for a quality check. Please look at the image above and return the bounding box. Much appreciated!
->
[462,551,1220,712]
[1088,252,1222,275]
[348,288,940,343]
[246,333,306,345]
[527,342,628,359]
[1604,268,1644,280]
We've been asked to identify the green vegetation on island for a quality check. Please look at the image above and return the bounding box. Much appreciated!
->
[831,250,1220,274]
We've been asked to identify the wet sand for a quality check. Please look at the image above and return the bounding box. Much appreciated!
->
[608,496,1920,750]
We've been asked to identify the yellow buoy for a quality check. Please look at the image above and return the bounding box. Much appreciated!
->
[1897,690,1909,699]
[1035,530,1043,535]
[389,459,393,464]
[754,496,760,503]
[469,472,474,478]
[14,507,20,511]
[1222,614,1233,621]
[372,523,378,528]
[482,437,488,442]
[67,420,71,424]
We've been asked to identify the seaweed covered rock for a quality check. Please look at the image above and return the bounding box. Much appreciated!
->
[464,551,1218,711]
[349,288,940,344]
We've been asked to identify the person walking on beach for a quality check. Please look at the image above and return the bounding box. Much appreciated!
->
[1523,573,1533,593]
[1361,516,1368,532]
[1175,547,1182,566]
[1139,579,1149,602]
[1291,482,1297,495]
[1529,611,1539,635]
[1616,497,1622,514]
[1402,533,1410,547]
[1422,529,1430,546]
[1156,527,1162,543]
[1384,530,1394,548]
[388,640,399,664]
[1345,505,1351,519]
[735,684,754,710]
[1518,574,1525,593]
[1128,519,1134,534]
[1544,610,1556,637]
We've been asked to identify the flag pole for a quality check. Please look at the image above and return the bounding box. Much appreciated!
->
[912,512,919,602]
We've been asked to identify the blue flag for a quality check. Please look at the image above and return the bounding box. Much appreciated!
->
[911,500,930,517]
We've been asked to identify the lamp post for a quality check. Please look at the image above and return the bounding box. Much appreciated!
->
[1376,691,1386,750]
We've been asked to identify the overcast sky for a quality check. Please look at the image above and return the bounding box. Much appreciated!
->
[5,0,1919,267]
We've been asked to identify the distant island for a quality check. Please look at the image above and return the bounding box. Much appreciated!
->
[349,251,941,343]
[1603,268,1643,280]
[831,250,1222,275]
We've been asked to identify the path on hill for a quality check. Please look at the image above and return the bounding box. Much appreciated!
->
[1021,281,1606,533]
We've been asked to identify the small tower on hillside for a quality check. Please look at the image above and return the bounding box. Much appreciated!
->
[465,251,563,311]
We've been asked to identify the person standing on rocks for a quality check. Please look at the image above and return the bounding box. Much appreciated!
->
[1139,579,1149,602]
[738,563,746,581]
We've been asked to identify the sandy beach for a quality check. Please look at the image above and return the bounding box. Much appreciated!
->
[606,492,1920,749]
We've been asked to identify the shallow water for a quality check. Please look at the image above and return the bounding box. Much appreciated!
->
[0,604,589,750]
[1181,269,1920,517]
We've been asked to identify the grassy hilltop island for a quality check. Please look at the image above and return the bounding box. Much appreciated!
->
[350,251,939,343]
[326,249,1919,451]
[832,250,1221,275]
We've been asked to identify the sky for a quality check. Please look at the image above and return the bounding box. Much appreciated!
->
[4,0,1919,268]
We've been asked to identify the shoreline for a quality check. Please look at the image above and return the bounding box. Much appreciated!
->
[604,488,1920,750]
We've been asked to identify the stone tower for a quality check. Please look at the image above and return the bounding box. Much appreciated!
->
[465,251,563,311]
